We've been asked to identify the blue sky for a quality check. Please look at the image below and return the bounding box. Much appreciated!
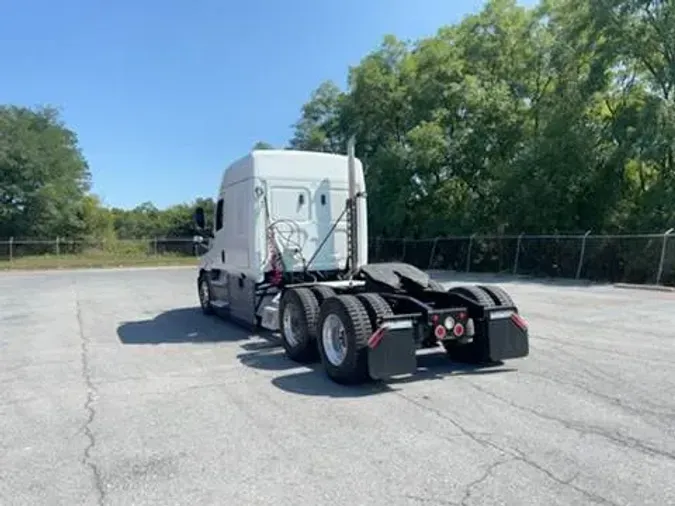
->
[1,0,529,209]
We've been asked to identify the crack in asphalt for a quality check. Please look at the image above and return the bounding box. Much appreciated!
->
[533,347,675,413]
[75,279,105,506]
[464,379,675,462]
[394,391,620,506]
[534,335,675,366]
[520,369,675,422]
[459,458,515,506]
[393,392,509,456]
[404,493,458,505]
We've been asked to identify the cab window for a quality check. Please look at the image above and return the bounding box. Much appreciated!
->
[215,198,224,231]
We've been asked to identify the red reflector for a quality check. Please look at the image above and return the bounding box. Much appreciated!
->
[458,312,467,320]
[510,313,528,330]
[368,327,386,349]
[434,325,447,339]
[271,269,282,285]
[431,314,439,324]
[453,323,465,337]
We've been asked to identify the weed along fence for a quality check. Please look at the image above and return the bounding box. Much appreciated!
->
[368,231,675,287]
[1,232,674,287]
[0,237,199,269]
[0,237,199,259]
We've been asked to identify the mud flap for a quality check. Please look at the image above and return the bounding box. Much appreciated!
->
[367,319,417,380]
[483,308,529,360]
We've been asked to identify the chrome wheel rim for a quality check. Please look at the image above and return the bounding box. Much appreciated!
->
[322,313,348,366]
[199,279,210,307]
[282,302,302,347]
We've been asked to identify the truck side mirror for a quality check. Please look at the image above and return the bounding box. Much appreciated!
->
[194,207,206,229]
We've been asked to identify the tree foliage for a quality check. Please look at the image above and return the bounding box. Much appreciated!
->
[1,0,673,241]
[290,0,675,236]
[0,104,215,240]
[252,141,275,150]
[0,105,92,238]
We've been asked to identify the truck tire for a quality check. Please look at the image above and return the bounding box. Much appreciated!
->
[316,295,373,385]
[478,284,515,307]
[428,279,445,292]
[447,285,495,308]
[356,293,393,329]
[279,287,320,363]
[198,275,214,315]
[443,285,493,364]
[310,285,336,305]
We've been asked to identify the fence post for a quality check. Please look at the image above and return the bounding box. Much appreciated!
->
[154,237,158,256]
[8,237,13,262]
[55,236,60,256]
[466,233,476,272]
[401,238,407,262]
[512,232,524,275]
[427,237,439,270]
[656,228,674,285]
[575,230,592,280]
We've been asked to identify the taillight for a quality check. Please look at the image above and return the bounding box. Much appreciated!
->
[434,325,447,339]
[511,313,528,330]
[453,323,465,337]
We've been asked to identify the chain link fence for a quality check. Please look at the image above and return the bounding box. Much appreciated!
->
[1,232,673,286]
[0,237,199,268]
[0,237,198,257]
[368,231,675,287]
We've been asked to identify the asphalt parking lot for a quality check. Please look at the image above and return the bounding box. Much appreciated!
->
[1,267,674,506]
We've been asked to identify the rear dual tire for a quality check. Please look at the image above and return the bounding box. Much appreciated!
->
[278,285,339,363]
[478,284,515,307]
[316,295,373,384]
[317,293,393,385]
[442,284,516,364]
[278,287,322,363]
[279,287,393,385]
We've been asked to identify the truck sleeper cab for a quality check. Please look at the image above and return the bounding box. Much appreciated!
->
[193,147,529,385]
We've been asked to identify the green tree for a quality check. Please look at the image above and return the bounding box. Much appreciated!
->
[252,141,274,150]
[78,194,115,241]
[287,0,675,237]
[289,80,347,153]
[0,105,92,238]
[3,0,674,245]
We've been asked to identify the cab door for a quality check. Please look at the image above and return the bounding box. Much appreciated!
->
[207,196,230,309]
[223,178,257,327]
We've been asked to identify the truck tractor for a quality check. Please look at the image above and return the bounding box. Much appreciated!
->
[192,138,529,385]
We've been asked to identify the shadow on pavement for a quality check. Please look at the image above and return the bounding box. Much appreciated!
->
[117,307,250,345]
[118,306,517,397]
[237,339,516,398]
[272,370,391,398]
[388,352,515,385]
[236,340,307,373]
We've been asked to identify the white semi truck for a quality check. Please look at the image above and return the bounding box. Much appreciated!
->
[193,138,529,385]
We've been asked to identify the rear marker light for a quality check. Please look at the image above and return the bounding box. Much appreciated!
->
[368,327,386,349]
[510,313,528,330]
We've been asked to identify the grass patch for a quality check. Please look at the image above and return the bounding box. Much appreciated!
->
[0,253,198,271]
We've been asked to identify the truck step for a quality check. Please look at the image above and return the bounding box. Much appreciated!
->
[260,305,280,331]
